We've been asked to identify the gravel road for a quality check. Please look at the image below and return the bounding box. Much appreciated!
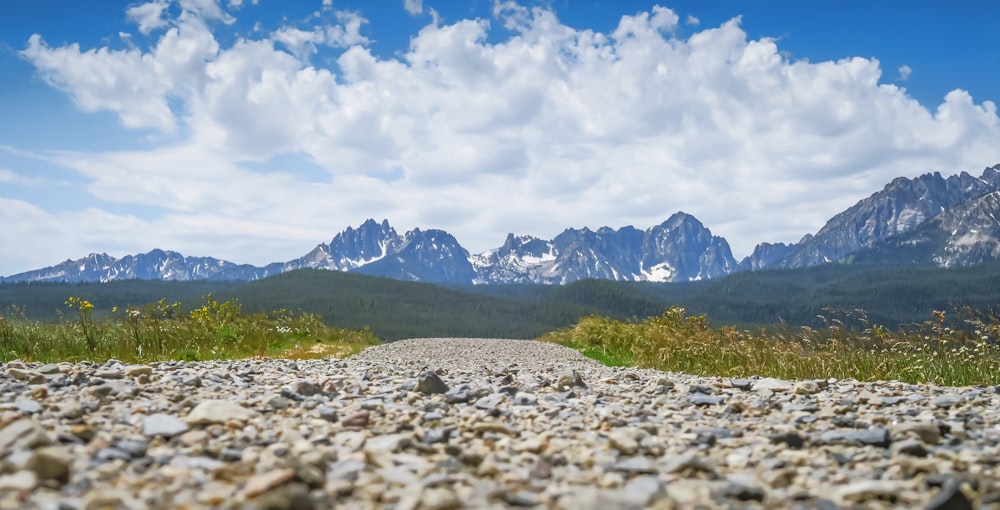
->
[0,337,997,509]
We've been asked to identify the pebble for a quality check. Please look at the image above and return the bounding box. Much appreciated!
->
[2,337,999,509]
[142,413,190,437]
[417,371,450,395]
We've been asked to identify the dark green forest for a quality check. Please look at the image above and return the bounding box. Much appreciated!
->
[2,263,999,341]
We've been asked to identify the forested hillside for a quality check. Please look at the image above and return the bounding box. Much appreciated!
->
[3,263,999,340]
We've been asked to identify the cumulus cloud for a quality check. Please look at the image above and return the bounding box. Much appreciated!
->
[273,26,326,59]
[404,0,423,16]
[686,14,700,26]
[7,1,1000,274]
[126,0,171,34]
[898,64,912,80]
[325,11,370,47]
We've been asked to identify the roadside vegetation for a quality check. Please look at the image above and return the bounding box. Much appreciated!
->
[542,306,1000,387]
[3,268,1000,386]
[0,294,378,364]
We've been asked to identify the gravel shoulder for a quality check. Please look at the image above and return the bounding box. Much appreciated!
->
[1,337,998,509]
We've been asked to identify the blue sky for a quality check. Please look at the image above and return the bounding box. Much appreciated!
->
[1,1,998,276]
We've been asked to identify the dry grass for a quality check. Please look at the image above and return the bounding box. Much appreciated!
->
[541,306,1000,386]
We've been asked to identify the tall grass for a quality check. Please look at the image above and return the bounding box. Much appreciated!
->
[0,294,379,364]
[541,306,1000,386]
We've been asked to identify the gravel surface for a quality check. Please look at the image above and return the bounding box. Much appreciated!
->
[1,337,998,509]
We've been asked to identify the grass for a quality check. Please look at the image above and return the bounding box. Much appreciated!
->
[6,291,1000,387]
[541,306,1000,387]
[0,294,379,364]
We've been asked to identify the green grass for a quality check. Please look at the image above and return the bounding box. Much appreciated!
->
[541,306,1000,387]
[6,289,1000,387]
[0,294,379,364]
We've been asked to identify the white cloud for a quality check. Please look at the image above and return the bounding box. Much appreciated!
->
[0,169,44,186]
[325,11,370,47]
[21,35,179,131]
[898,64,912,81]
[686,14,700,26]
[126,0,171,34]
[178,0,236,24]
[7,2,1000,275]
[404,0,423,16]
[273,26,326,59]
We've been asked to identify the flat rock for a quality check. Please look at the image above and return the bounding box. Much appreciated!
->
[0,419,50,453]
[752,378,792,392]
[185,399,257,425]
[143,413,190,437]
[816,428,892,448]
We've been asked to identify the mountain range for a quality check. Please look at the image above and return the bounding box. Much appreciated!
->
[5,164,1000,286]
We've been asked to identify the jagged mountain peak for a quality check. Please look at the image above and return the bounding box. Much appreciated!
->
[753,164,1000,269]
[851,190,1000,267]
[661,210,700,225]
[7,163,1000,285]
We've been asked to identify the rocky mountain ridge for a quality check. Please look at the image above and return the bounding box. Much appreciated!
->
[4,164,1000,286]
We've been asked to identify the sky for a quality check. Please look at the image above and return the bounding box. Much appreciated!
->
[1,1,999,276]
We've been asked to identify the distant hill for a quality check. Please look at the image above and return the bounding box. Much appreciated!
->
[4,264,1000,340]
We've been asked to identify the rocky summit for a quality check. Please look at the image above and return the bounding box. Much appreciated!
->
[1,338,998,509]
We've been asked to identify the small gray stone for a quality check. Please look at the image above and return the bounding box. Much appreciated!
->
[770,432,805,449]
[608,431,639,455]
[289,380,321,396]
[15,399,42,414]
[94,448,132,463]
[817,428,891,448]
[610,456,657,474]
[623,475,665,504]
[933,394,963,408]
[114,440,148,458]
[555,369,587,390]
[513,392,538,405]
[662,452,715,475]
[143,413,190,437]
[60,401,86,420]
[443,386,470,403]
[417,371,449,395]
[37,364,62,375]
[0,419,50,452]
[686,394,723,406]
[892,438,929,457]
[730,378,753,390]
[185,399,257,425]
[94,369,124,380]
[318,407,338,422]
[722,482,766,502]
[267,396,291,411]
[422,428,453,445]
[752,378,792,392]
